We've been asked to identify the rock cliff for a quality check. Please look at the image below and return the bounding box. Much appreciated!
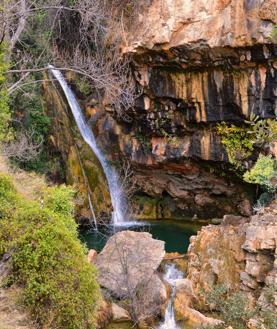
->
[187,200,277,313]
[86,0,276,219]
[44,0,276,220]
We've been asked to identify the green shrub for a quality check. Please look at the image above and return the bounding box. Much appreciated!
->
[204,285,253,329]
[216,123,254,168]
[42,185,75,217]
[8,82,52,174]
[0,45,12,142]
[0,175,100,329]
[217,117,277,170]
[243,154,276,191]
[204,284,277,329]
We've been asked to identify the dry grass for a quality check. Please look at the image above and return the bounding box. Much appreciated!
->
[0,155,46,201]
[0,286,36,329]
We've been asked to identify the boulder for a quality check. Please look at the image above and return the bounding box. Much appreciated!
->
[95,231,166,321]
[111,303,131,323]
[175,278,196,304]
[187,201,277,313]
[136,274,167,319]
[173,278,222,326]
[96,231,165,296]
[178,307,224,327]
[222,215,248,226]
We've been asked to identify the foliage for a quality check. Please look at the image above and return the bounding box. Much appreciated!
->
[244,115,277,147]
[160,128,179,147]
[272,25,277,38]
[6,83,65,181]
[41,185,75,217]
[204,284,277,329]
[0,45,12,142]
[217,116,277,170]
[243,154,276,191]
[135,130,151,152]
[216,123,254,168]
[0,174,100,329]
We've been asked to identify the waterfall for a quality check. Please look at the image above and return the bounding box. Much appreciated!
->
[159,264,183,329]
[49,66,128,226]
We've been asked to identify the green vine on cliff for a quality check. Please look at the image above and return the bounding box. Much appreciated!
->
[217,116,277,170]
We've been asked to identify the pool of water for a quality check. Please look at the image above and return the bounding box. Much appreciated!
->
[80,220,203,254]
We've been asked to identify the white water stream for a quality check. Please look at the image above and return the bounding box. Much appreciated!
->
[159,264,183,329]
[49,66,129,226]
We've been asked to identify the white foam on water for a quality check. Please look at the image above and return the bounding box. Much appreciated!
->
[159,264,183,329]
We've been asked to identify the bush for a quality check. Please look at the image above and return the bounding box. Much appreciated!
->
[217,117,277,170]
[243,154,276,191]
[0,45,12,142]
[41,185,75,217]
[216,123,254,168]
[204,285,277,329]
[204,285,254,329]
[0,174,100,329]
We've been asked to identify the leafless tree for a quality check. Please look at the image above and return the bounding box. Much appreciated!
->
[98,233,164,325]
[1,0,143,120]
[2,129,43,162]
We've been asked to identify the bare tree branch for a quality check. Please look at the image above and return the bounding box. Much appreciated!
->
[9,0,27,50]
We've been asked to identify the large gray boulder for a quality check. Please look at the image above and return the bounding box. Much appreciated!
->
[95,230,166,321]
[96,230,165,296]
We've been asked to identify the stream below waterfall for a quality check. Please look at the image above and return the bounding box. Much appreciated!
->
[159,264,183,329]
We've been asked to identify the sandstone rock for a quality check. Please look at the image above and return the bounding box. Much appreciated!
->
[95,231,166,321]
[187,202,277,313]
[137,273,167,319]
[111,303,131,323]
[173,278,198,321]
[195,194,214,207]
[177,306,224,327]
[187,224,246,302]
[240,272,259,290]
[87,249,97,264]
[238,199,252,217]
[124,0,275,52]
[222,214,247,226]
[242,222,277,253]
[96,231,165,296]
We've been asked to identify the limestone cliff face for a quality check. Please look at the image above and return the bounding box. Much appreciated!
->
[86,0,277,219]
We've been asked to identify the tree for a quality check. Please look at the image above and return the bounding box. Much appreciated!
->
[1,0,139,119]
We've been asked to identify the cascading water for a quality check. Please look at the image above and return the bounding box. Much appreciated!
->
[49,66,128,226]
[159,264,183,329]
